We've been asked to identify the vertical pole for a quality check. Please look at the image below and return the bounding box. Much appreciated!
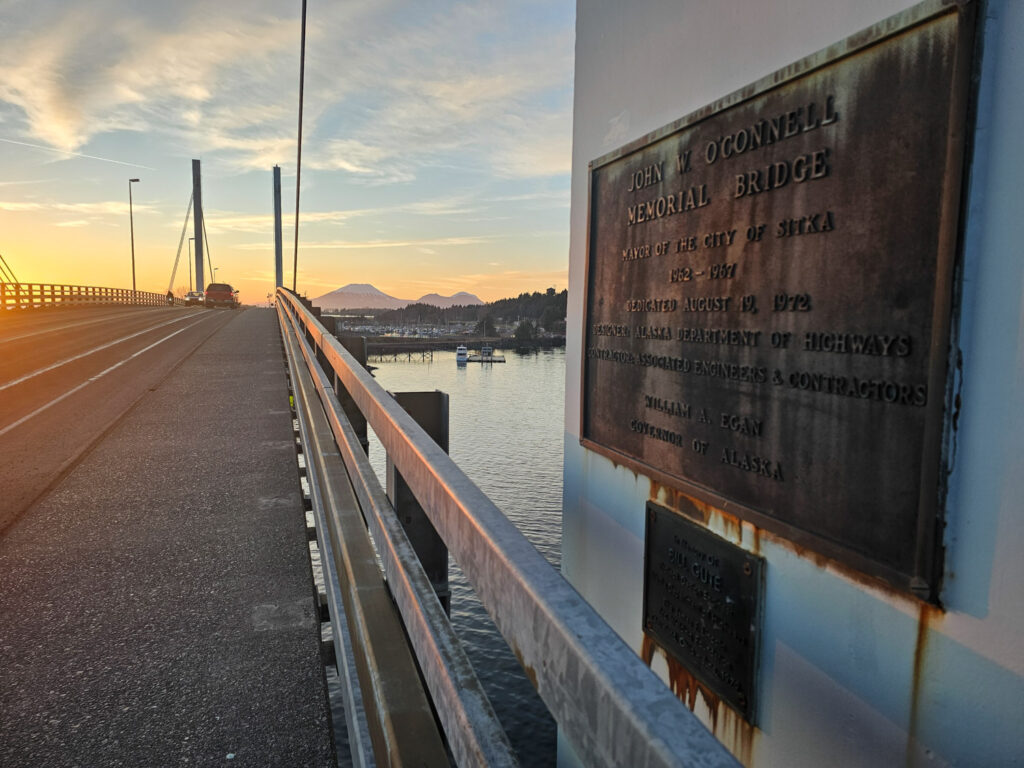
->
[192,159,205,291]
[129,181,136,295]
[273,166,283,288]
[386,391,451,614]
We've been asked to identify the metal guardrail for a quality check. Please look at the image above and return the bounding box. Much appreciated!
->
[283,309,457,766]
[1,282,181,309]
[281,299,515,768]
[277,287,741,768]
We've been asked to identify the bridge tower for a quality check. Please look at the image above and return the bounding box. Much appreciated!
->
[192,159,204,290]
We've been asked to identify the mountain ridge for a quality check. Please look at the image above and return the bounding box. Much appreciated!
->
[313,283,484,310]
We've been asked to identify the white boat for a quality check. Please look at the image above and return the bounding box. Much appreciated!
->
[455,344,468,364]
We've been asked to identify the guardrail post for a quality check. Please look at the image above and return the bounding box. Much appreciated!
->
[386,390,451,614]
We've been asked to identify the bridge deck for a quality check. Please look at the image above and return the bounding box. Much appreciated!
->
[0,308,335,766]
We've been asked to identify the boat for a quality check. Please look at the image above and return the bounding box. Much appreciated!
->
[455,344,468,364]
[466,344,506,363]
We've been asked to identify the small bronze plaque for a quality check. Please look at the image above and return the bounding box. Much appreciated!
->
[582,2,976,596]
[643,502,763,721]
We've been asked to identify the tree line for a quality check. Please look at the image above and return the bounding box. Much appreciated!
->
[373,288,567,336]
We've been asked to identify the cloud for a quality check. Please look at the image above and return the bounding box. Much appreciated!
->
[0,1,300,167]
[405,195,485,217]
[0,201,42,212]
[201,208,361,235]
[440,268,568,286]
[0,199,153,215]
[0,178,55,187]
[398,267,569,297]
[236,235,488,251]
[314,139,414,183]
[57,201,155,215]
[0,0,573,302]
[0,1,573,181]
[487,189,571,205]
[305,6,573,183]
[198,193,495,235]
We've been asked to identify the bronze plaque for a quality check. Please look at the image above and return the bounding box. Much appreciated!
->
[582,3,975,596]
[643,502,764,721]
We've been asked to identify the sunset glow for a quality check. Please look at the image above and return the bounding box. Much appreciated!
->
[0,1,574,303]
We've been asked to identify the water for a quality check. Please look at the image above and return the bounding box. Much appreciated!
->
[366,347,565,766]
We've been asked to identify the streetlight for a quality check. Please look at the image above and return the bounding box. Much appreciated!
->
[128,178,140,295]
[188,237,194,291]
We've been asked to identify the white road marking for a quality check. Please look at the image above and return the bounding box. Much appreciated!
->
[0,313,198,392]
[0,308,183,345]
[0,315,213,437]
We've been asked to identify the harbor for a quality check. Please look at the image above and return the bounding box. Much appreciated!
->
[362,337,557,362]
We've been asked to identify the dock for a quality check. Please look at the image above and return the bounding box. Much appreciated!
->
[465,352,505,363]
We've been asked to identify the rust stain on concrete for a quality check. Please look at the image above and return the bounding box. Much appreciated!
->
[643,633,756,764]
[906,602,943,766]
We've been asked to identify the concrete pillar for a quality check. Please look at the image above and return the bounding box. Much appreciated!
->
[386,391,450,614]
[333,335,369,455]
[273,166,283,288]
[192,159,205,290]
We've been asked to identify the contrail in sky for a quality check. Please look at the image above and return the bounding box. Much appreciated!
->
[0,137,155,170]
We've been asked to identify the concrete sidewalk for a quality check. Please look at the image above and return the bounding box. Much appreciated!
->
[0,308,335,767]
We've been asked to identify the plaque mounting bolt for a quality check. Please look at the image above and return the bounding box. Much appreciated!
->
[743,562,753,576]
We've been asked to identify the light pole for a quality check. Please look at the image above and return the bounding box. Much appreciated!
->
[188,237,194,291]
[128,178,140,295]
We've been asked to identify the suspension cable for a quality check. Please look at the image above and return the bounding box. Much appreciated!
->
[0,253,18,284]
[167,194,194,293]
[292,0,307,293]
[202,214,214,283]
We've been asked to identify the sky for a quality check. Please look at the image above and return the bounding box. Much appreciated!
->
[0,0,575,304]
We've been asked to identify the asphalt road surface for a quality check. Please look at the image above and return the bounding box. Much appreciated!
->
[0,304,225,531]
[0,306,335,767]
